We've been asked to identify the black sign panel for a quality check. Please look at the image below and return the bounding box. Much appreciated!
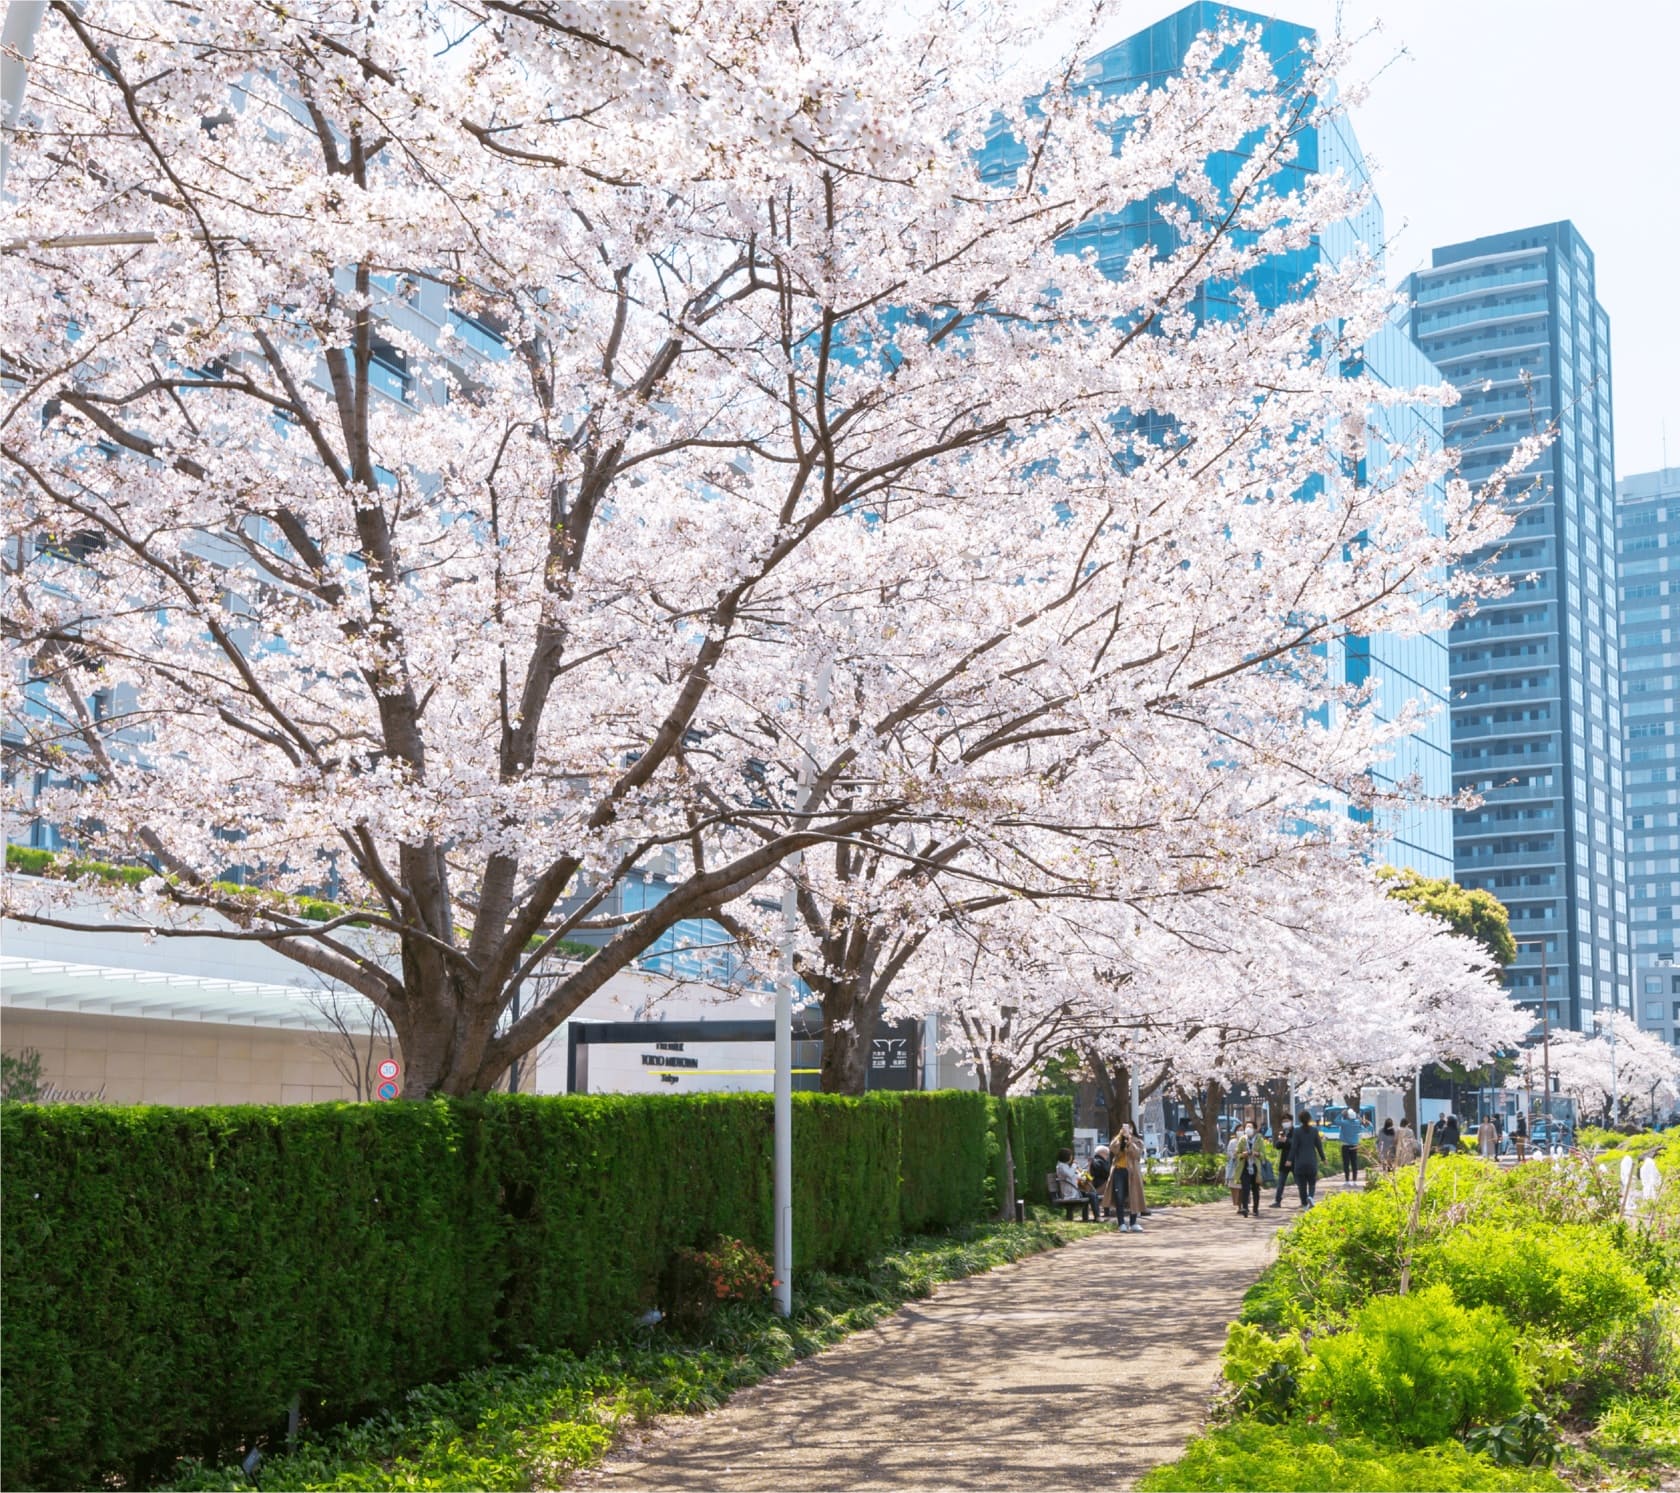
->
[866,1020,921,1091]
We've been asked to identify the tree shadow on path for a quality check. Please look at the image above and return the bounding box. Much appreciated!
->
[581,1205,1284,1492]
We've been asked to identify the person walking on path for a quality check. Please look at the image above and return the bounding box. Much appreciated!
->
[1376,1117,1398,1172]
[1337,1107,1363,1184]
[1477,1115,1499,1160]
[1224,1127,1245,1212]
[1109,1124,1145,1232]
[1233,1124,1263,1217]
[1287,1110,1325,1208]
[1513,1113,1529,1164]
[1269,1118,1295,1209]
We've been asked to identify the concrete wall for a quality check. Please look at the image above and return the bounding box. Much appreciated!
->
[1,1008,378,1106]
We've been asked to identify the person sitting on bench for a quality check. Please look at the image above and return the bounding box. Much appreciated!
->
[1054,1147,1096,1220]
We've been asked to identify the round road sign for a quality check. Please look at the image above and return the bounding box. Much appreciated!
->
[376,1080,399,1101]
[377,1059,400,1081]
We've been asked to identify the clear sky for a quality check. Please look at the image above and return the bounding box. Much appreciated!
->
[1025,0,1680,479]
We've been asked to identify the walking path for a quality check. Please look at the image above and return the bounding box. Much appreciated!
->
[583,1204,1284,1492]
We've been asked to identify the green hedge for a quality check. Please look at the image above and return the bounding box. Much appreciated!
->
[1009,1095,1074,1204]
[897,1091,994,1231]
[1,1089,1039,1489]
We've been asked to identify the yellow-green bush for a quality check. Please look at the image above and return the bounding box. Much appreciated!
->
[1303,1287,1528,1444]
[1423,1223,1652,1340]
[1136,1421,1565,1492]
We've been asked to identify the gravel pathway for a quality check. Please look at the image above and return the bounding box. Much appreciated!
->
[581,1202,1285,1492]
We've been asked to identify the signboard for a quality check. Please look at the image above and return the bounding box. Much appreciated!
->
[376,1080,399,1101]
[866,1020,921,1091]
[375,1058,400,1100]
[377,1059,400,1081]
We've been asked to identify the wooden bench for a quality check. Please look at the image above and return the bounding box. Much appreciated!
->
[1043,1171,1096,1220]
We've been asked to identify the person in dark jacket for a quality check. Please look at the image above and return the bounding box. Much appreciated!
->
[1440,1113,1462,1152]
[1087,1144,1113,1221]
[1269,1119,1294,1208]
[1287,1110,1326,1208]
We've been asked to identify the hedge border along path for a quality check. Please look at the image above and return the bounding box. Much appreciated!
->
[1,1088,1068,1490]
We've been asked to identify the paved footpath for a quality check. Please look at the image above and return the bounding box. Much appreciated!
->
[582,1204,1284,1492]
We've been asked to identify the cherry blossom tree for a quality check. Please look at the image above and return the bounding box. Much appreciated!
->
[890,851,1529,1113]
[1544,1015,1680,1127]
[3,0,1529,1095]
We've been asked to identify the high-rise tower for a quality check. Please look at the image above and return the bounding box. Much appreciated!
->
[1406,222,1628,1032]
[981,2,1456,878]
[1617,466,1680,1043]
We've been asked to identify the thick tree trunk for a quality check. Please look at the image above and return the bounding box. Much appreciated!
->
[1196,1081,1225,1153]
[818,984,880,1095]
[391,978,497,1097]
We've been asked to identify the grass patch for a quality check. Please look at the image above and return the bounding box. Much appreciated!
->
[159,1220,1080,1491]
[1146,1179,1230,1206]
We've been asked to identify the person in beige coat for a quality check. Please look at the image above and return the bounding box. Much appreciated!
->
[1102,1124,1147,1231]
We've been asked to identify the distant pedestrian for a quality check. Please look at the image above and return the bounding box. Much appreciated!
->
[1513,1113,1529,1164]
[1287,1110,1326,1208]
[1233,1124,1263,1217]
[1088,1144,1113,1220]
[1376,1117,1397,1172]
[1337,1107,1363,1184]
[1395,1121,1420,1165]
[1477,1116,1498,1160]
[1110,1124,1144,1232]
[1225,1128,1245,1211]
[1269,1119,1295,1209]
[1440,1113,1462,1152]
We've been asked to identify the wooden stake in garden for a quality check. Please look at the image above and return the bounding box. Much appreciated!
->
[1398,1121,1436,1297]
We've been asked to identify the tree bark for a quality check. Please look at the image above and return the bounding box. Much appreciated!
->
[817,985,879,1095]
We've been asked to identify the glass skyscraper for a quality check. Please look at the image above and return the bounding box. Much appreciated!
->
[1617,467,1680,1044]
[980,2,1455,879]
[1406,222,1628,1032]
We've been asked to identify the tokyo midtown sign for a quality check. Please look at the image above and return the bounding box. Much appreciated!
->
[376,1059,400,1102]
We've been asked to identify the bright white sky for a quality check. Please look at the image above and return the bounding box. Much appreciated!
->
[1019,0,1680,478]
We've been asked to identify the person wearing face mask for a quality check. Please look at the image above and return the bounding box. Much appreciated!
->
[1234,1123,1263,1217]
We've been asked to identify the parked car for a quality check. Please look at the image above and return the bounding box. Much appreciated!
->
[1527,1119,1574,1149]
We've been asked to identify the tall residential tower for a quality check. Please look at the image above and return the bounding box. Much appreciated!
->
[1406,222,1628,1032]
[1617,467,1680,1042]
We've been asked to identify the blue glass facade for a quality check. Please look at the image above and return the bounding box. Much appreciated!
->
[1617,467,1680,1044]
[1406,222,1628,1032]
[981,2,1454,878]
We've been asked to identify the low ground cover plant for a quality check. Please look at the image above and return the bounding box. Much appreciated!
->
[1155,1151,1680,1490]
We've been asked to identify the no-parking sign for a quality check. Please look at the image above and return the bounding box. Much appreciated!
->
[376,1080,399,1101]
[375,1058,400,1101]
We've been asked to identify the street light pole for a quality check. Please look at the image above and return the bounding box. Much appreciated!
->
[773,654,833,1319]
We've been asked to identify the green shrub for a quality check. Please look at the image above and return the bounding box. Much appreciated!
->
[1176,1151,1226,1185]
[0,1091,911,1490]
[1007,1094,1073,1205]
[1423,1223,1652,1340]
[1137,1421,1566,1492]
[1303,1287,1528,1445]
[895,1091,994,1232]
[1222,1322,1307,1422]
